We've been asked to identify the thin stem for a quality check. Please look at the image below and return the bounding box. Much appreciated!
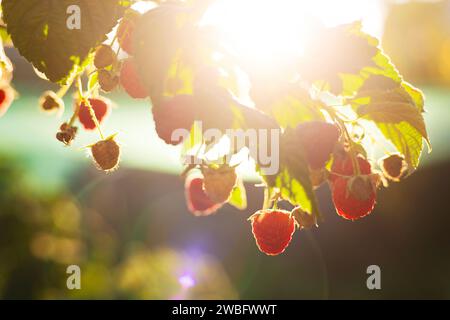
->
[324,104,361,176]
[77,77,105,140]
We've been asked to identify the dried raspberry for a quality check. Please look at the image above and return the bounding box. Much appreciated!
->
[380,154,407,181]
[94,44,116,69]
[39,90,64,113]
[91,137,120,172]
[78,98,110,130]
[117,11,140,55]
[120,58,149,99]
[56,122,78,145]
[250,209,296,256]
[292,207,316,229]
[98,69,119,93]
[152,95,197,145]
[202,164,237,203]
[332,175,376,221]
[185,175,222,216]
[294,121,340,169]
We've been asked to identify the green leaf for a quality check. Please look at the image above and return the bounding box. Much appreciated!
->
[262,128,319,216]
[254,85,325,128]
[2,0,128,84]
[0,25,12,46]
[268,167,316,215]
[228,179,247,210]
[299,22,378,95]
[134,4,224,102]
[88,71,99,92]
[300,21,408,97]
[349,76,430,169]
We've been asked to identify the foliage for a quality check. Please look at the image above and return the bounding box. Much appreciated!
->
[0,0,432,255]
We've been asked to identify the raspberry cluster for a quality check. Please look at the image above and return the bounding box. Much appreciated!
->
[0,2,428,257]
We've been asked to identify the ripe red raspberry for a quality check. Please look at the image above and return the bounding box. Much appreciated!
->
[91,137,120,172]
[202,165,237,203]
[330,153,372,181]
[117,11,140,55]
[332,175,376,221]
[250,209,296,256]
[78,98,110,130]
[294,121,340,169]
[185,175,222,216]
[0,84,15,117]
[380,154,407,181]
[94,44,116,69]
[152,95,197,145]
[120,58,149,99]
[329,152,376,220]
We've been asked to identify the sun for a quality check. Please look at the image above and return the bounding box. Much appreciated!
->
[202,0,307,63]
[202,0,383,65]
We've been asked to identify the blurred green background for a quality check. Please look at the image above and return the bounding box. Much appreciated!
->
[1,0,450,299]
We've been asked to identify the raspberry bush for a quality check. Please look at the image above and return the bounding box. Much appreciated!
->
[0,0,431,255]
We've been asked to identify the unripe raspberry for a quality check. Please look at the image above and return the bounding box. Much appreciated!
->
[94,45,116,69]
[380,154,407,181]
[39,90,64,113]
[185,175,222,216]
[91,137,120,172]
[78,97,110,130]
[120,58,149,99]
[250,209,296,256]
[98,69,119,93]
[202,165,237,203]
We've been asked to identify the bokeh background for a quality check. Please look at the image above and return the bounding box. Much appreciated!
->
[1,0,450,299]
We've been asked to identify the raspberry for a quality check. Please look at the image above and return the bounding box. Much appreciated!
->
[78,98,110,130]
[152,95,197,145]
[117,11,140,55]
[294,121,340,169]
[250,209,296,256]
[332,175,376,221]
[185,175,222,216]
[0,84,15,117]
[91,137,120,172]
[56,122,78,145]
[98,69,119,93]
[330,153,372,181]
[329,152,377,220]
[94,44,116,69]
[380,154,407,181]
[39,90,64,113]
[120,58,149,99]
[202,164,237,203]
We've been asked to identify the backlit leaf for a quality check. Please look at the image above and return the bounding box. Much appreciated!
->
[2,0,128,84]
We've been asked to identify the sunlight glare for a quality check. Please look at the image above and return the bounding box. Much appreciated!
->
[203,0,383,63]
